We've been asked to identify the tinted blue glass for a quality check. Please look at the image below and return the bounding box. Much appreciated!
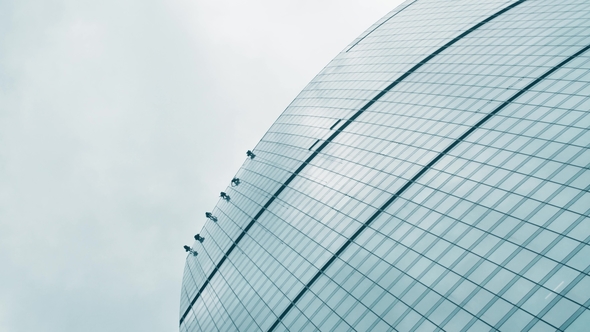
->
[180,0,590,331]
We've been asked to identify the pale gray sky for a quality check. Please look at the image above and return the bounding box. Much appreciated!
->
[0,1,403,331]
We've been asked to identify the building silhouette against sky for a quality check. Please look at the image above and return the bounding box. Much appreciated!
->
[180,0,590,330]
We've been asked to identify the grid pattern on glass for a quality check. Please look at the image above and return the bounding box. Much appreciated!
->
[180,0,528,326]
[180,0,590,331]
[281,54,590,332]
[272,1,590,330]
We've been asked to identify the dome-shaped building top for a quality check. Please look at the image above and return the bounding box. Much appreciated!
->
[180,1,590,331]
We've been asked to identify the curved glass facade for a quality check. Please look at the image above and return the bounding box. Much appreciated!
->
[180,0,590,331]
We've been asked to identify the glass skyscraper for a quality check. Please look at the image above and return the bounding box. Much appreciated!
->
[180,0,590,330]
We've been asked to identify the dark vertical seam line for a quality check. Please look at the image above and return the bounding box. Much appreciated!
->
[346,0,418,52]
[308,139,321,151]
[329,119,342,130]
[267,43,590,332]
[180,0,527,326]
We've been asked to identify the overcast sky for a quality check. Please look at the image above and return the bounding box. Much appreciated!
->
[0,0,403,331]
